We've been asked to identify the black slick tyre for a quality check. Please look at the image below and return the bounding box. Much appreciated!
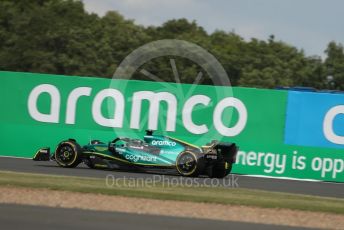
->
[54,141,82,168]
[176,151,202,177]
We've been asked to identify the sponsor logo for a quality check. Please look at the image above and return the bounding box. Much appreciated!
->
[151,140,176,147]
[160,150,177,154]
[205,154,217,160]
[27,84,248,137]
[129,145,144,150]
[125,154,157,162]
[285,92,344,149]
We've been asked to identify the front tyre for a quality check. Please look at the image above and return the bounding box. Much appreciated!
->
[176,151,203,177]
[54,141,82,168]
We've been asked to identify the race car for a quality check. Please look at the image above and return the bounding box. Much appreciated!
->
[33,130,238,178]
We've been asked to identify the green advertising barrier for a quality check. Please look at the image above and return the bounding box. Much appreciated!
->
[0,71,343,182]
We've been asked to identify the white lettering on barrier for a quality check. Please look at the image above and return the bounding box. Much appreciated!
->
[130,91,177,132]
[237,150,344,179]
[213,97,248,137]
[28,84,60,123]
[236,150,287,174]
[311,157,344,178]
[182,95,210,134]
[323,105,344,145]
[66,87,92,124]
[27,84,248,137]
[92,89,124,128]
[334,159,344,178]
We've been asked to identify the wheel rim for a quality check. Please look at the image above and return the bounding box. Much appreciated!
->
[56,145,76,165]
[177,152,197,175]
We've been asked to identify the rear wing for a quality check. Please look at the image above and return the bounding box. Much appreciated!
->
[203,140,238,163]
[214,142,239,163]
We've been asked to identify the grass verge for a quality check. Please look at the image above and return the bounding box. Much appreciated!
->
[0,170,343,214]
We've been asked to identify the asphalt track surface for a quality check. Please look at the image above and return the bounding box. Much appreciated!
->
[0,203,312,230]
[1,157,343,198]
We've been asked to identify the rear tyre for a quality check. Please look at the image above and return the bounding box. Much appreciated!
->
[210,161,232,178]
[54,141,82,168]
[176,151,203,177]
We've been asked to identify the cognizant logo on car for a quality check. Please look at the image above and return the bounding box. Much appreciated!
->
[125,154,157,162]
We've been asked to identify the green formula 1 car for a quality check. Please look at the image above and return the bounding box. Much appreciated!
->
[33,130,238,178]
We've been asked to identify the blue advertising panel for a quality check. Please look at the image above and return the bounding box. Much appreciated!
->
[284,91,344,149]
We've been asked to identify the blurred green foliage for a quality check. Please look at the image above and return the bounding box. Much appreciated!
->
[0,0,343,90]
